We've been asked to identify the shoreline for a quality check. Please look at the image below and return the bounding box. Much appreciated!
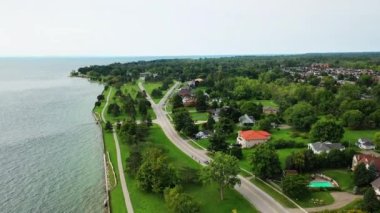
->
[92,99,110,213]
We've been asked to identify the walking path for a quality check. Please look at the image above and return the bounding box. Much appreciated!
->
[303,192,361,213]
[139,82,295,213]
[102,88,134,213]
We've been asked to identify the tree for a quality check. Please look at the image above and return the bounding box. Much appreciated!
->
[151,88,163,98]
[215,117,235,134]
[172,108,196,136]
[257,118,272,132]
[95,101,101,107]
[284,102,317,131]
[126,146,142,176]
[206,114,215,130]
[240,101,263,119]
[107,103,121,116]
[208,133,228,152]
[282,175,310,199]
[137,148,176,193]
[195,90,208,112]
[105,121,113,131]
[172,94,184,109]
[250,145,282,179]
[342,110,365,129]
[374,132,380,149]
[362,187,380,213]
[310,119,345,143]
[229,144,243,160]
[97,94,105,101]
[353,163,371,187]
[201,152,241,200]
[164,186,200,213]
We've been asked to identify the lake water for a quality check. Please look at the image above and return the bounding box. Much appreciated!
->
[0,57,160,213]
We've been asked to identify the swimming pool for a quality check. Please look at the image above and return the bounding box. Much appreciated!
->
[308,181,334,188]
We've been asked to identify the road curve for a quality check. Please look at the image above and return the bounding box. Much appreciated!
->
[102,88,134,213]
[139,82,291,213]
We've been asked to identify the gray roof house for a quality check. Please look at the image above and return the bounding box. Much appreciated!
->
[307,142,345,154]
[239,114,255,126]
[371,177,380,196]
[357,138,376,150]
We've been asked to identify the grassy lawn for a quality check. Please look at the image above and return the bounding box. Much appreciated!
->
[250,178,297,208]
[296,191,334,208]
[103,131,127,213]
[343,128,379,146]
[269,128,309,144]
[322,169,354,191]
[143,81,173,103]
[190,111,209,121]
[276,148,304,169]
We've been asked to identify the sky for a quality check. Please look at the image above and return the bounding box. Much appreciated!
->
[0,0,379,56]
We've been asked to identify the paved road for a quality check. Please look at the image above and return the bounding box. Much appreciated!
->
[102,88,134,213]
[139,82,292,213]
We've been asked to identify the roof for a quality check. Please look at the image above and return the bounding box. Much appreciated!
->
[355,154,380,171]
[239,130,271,141]
[239,114,255,124]
[359,138,372,143]
[178,88,191,96]
[371,177,380,188]
[309,142,345,152]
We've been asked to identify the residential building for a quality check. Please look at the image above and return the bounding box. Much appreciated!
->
[352,154,380,172]
[357,138,376,150]
[238,114,255,126]
[236,130,271,148]
[307,142,345,154]
[371,177,380,196]
[263,106,279,115]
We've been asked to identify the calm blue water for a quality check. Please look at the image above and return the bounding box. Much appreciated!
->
[0,57,164,213]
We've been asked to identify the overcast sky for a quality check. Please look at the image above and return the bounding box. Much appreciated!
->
[0,0,379,56]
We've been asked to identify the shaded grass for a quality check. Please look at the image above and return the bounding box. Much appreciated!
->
[276,148,304,169]
[252,99,279,107]
[190,111,209,121]
[333,198,363,212]
[296,191,334,208]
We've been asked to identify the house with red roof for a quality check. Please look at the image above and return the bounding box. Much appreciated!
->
[352,154,380,174]
[236,130,271,148]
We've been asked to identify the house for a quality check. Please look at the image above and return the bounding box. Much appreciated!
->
[357,138,376,150]
[371,177,380,196]
[182,96,197,107]
[236,130,271,148]
[307,142,345,154]
[239,114,255,126]
[209,108,221,122]
[263,106,279,115]
[195,131,210,139]
[178,88,192,97]
[352,154,380,172]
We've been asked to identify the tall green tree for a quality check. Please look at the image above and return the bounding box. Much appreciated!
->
[208,133,228,152]
[353,163,371,187]
[310,119,344,143]
[342,110,365,129]
[195,90,208,112]
[172,94,184,109]
[201,152,241,200]
[282,175,310,199]
[284,102,317,131]
[137,148,177,193]
[362,187,380,213]
[250,145,282,179]
[164,186,200,213]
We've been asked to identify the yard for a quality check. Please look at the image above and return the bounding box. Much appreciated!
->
[343,129,379,146]
[143,81,173,103]
[276,148,304,169]
[321,169,354,192]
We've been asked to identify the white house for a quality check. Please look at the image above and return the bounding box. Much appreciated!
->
[357,138,376,150]
[307,142,345,154]
[371,177,380,196]
[236,130,271,148]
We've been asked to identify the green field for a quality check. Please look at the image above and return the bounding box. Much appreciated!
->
[343,129,379,146]
[276,148,304,169]
[143,81,172,103]
[190,111,209,121]
[296,191,334,208]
